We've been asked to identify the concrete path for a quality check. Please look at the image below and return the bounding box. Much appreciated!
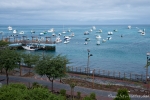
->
[0,75,150,100]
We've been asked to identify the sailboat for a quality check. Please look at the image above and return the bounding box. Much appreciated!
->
[62,25,66,34]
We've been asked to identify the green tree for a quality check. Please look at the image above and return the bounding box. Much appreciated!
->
[114,88,130,100]
[35,54,69,92]
[0,40,9,48]
[0,48,20,84]
[0,40,9,73]
[69,82,76,100]
[22,53,39,75]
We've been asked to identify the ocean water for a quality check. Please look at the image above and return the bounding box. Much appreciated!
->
[0,25,150,75]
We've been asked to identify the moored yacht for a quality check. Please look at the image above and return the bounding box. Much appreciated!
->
[84,31,89,35]
[19,31,24,34]
[31,30,35,33]
[8,26,13,31]
[13,30,17,34]
[102,39,106,43]
[107,36,112,40]
[92,26,96,30]
[48,28,54,33]
[108,31,113,35]
[96,41,100,45]
[96,34,101,39]
[141,32,145,36]
[64,40,69,44]
[128,25,131,29]
[22,44,39,51]
[70,32,75,37]
[84,42,88,45]
[96,29,102,33]
[55,36,62,43]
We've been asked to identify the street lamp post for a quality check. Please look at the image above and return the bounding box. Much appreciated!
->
[87,49,93,75]
[146,52,150,83]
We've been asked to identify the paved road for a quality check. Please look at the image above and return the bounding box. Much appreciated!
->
[0,75,150,100]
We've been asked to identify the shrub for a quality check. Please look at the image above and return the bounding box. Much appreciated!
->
[90,92,96,100]
[77,91,81,99]
[60,89,66,96]
[83,96,92,100]
[114,88,130,100]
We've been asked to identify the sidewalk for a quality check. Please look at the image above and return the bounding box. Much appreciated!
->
[0,73,150,100]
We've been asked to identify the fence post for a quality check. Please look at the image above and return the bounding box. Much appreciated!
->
[80,67,81,73]
[67,66,68,72]
[119,72,120,79]
[99,69,100,76]
[135,74,136,81]
[76,67,77,72]
[103,70,105,76]
[124,72,125,79]
[141,74,143,81]
[113,71,115,78]
[108,71,109,76]
[130,73,131,80]
[72,66,73,72]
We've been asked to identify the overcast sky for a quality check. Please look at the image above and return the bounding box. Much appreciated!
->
[0,0,150,25]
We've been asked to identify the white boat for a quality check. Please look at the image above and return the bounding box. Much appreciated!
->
[58,33,62,35]
[39,32,44,36]
[13,30,17,34]
[96,41,100,45]
[128,25,131,29]
[96,34,101,39]
[85,38,90,41]
[52,33,56,36]
[141,32,145,36]
[107,36,112,40]
[62,25,66,33]
[84,31,89,35]
[62,31,66,34]
[55,36,62,43]
[67,29,71,32]
[70,32,75,37]
[138,30,143,33]
[108,31,113,35]
[48,28,54,33]
[8,26,13,31]
[64,36,71,41]
[139,29,146,36]
[113,29,117,32]
[19,31,24,34]
[31,30,35,33]
[89,29,93,32]
[22,44,39,51]
[92,26,96,30]
[64,40,69,44]
[102,39,106,43]
[96,29,102,33]
[0,31,4,34]
[84,42,88,45]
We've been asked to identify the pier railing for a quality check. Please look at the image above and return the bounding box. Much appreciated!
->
[66,66,147,82]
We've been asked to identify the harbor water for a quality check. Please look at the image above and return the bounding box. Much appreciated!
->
[0,25,150,75]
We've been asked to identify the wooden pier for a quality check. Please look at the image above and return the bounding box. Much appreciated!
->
[1,36,56,51]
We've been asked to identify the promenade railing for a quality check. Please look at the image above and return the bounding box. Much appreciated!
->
[66,66,146,82]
